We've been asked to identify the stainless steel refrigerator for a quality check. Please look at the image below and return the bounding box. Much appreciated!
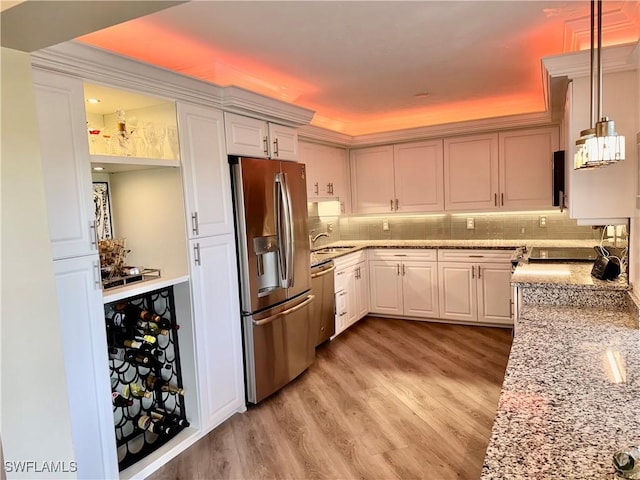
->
[229,156,314,404]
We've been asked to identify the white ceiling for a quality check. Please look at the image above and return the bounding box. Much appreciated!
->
[70,1,640,135]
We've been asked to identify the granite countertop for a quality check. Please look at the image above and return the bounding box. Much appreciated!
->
[511,262,629,291]
[482,303,640,479]
[310,239,600,266]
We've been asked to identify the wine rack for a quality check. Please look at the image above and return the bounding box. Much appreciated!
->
[104,286,188,471]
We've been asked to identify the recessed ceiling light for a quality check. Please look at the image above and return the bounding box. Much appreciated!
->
[87,98,101,104]
[414,93,430,99]
[93,166,104,171]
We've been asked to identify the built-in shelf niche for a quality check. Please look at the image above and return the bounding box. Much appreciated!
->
[84,82,180,163]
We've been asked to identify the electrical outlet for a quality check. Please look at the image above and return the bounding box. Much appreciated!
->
[382,220,389,231]
[521,227,526,234]
[466,218,474,230]
[539,216,547,227]
[327,223,333,232]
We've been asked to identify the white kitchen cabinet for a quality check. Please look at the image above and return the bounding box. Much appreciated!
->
[188,234,245,431]
[333,251,368,336]
[369,249,439,319]
[299,140,348,208]
[499,127,558,210]
[53,255,118,480]
[477,263,513,325]
[393,140,444,212]
[351,141,444,214]
[224,112,298,161]
[350,145,395,214]
[32,68,97,260]
[178,103,234,238]
[444,133,499,211]
[437,249,513,325]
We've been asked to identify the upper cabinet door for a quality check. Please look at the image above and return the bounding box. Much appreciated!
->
[499,127,558,210]
[299,141,318,198]
[32,69,96,260]
[268,123,298,161]
[350,145,395,214]
[394,140,444,213]
[224,112,269,158]
[444,133,499,211]
[179,103,234,238]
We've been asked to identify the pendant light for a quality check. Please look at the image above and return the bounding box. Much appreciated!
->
[574,0,625,169]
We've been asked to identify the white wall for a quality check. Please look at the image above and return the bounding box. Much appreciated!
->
[109,167,188,278]
[1,48,77,478]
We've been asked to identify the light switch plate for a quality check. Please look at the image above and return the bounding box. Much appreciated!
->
[382,220,389,231]
[466,218,474,230]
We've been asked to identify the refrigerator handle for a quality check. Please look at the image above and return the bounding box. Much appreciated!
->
[281,172,295,287]
[274,173,288,287]
[252,295,314,326]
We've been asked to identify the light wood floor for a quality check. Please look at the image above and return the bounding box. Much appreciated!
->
[148,316,512,480]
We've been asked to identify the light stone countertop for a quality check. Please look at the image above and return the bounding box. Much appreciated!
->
[481,303,640,479]
[511,262,629,290]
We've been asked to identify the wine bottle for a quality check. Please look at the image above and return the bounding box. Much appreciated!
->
[150,409,190,428]
[115,382,152,399]
[137,415,173,435]
[112,391,133,407]
[116,302,179,331]
[136,321,169,337]
[125,350,171,370]
[145,375,185,395]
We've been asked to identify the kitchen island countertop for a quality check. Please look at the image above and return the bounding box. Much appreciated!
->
[511,262,629,290]
[482,303,640,479]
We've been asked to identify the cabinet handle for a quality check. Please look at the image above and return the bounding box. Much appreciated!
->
[89,221,98,249]
[340,312,347,317]
[326,183,332,195]
[263,136,269,155]
[494,193,497,206]
[510,299,514,317]
[273,138,279,157]
[402,264,406,276]
[356,267,360,279]
[501,193,504,206]
[339,291,347,296]
[469,255,484,258]
[191,212,200,236]
[329,183,334,195]
[397,264,400,276]
[395,198,399,211]
[478,265,481,278]
[93,260,101,289]
[314,182,319,195]
[340,202,345,213]
[472,265,475,278]
[390,199,394,211]
[194,243,201,266]
[336,271,345,276]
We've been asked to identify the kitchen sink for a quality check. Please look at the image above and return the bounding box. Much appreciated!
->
[313,246,356,254]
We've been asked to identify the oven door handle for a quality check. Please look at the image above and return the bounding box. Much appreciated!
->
[252,295,315,326]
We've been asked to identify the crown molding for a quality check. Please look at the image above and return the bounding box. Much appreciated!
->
[297,124,353,146]
[348,112,557,148]
[543,42,638,79]
[30,41,315,127]
[31,41,226,108]
[221,86,314,127]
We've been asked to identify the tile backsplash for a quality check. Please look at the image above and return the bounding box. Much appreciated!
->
[308,204,610,249]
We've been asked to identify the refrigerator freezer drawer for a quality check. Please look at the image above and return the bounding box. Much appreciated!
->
[243,293,315,403]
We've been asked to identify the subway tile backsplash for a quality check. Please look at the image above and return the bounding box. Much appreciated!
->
[308,209,604,248]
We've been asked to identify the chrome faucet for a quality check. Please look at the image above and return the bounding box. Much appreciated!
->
[311,232,330,244]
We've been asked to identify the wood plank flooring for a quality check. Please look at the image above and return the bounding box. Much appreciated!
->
[148,317,512,480]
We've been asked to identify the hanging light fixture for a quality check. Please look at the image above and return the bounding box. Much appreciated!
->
[574,0,625,170]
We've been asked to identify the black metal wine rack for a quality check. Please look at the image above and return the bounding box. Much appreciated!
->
[104,286,188,471]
